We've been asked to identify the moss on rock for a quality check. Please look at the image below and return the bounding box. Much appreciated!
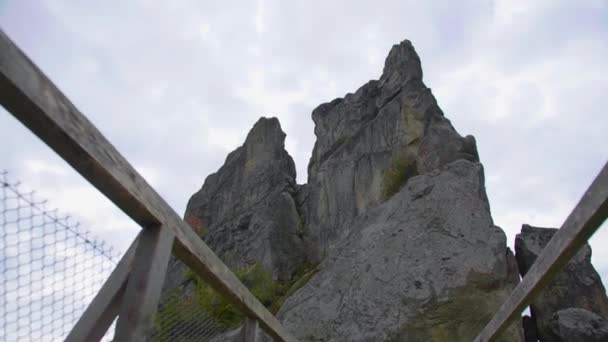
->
[383,154,418,199]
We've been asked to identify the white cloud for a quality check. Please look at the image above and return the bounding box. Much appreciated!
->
[22,159,69,177]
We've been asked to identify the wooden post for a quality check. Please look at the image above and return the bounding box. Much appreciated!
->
[239,318,259,342]
[114,226,174,342]
[474,162,608,342]
[65,235,139,342]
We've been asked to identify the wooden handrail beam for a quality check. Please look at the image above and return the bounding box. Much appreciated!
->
[0,29,296,342]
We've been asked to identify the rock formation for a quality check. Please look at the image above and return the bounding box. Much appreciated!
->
[185,117,306,281]
[164,117,306,295]
[280,160,520,341]
[275,40,519,341]
[162,39,525,341]
[515,224,608,342]
[300,40,479,259]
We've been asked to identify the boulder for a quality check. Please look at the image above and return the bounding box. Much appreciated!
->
[278,160,521,341]
[515,224,608,342]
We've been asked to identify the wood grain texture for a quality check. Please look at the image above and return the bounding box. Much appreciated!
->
[0,29,297,342]
[474,161,608,342]
[65,235,140,342]
[114,226,174,342]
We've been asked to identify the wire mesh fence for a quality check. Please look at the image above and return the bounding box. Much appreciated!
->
[151,258,239,341]
[0,170,120,342]
[0,170,252,341]
[153,255,312,341]
[152,281,230,341]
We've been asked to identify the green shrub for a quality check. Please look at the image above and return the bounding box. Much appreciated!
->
[383,154,418,199]
[155,262,318,334]
[237,262,289,309]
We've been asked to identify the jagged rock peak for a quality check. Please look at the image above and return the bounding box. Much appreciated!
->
[217,116,296,183]
[244,116,287,150]
[302,38,479,255]
[311,40,424,127]
[171,115,302,282]
[380,39,423,86]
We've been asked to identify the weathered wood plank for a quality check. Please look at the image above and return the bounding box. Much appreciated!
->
[474,161,608,342]
[239,318,259,342]
[0,30,297,342]
[65,235,140,342]
[114,226,174,341]
[0,30,160,228]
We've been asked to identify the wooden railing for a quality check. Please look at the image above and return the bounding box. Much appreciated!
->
[0,29,296,342]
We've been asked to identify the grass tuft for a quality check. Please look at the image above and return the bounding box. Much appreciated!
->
[155,261,318,334]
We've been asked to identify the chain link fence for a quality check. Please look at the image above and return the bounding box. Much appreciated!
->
[0,170,252,341]
[151,259,241,340]
[0,170,120,341]
[152,281,231,341]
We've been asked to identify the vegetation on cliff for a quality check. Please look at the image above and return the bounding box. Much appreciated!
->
[383,154,418,199]
[155,261,318,333]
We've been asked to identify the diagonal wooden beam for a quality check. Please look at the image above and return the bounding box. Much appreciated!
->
[65,234,140,342]
[0,29,297,341]
[474,161,608,342]
[114,226,174,341]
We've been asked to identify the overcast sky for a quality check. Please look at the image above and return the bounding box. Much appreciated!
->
[1,0,607,286]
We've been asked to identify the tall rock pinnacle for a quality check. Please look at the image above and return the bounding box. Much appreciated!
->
[186,117,303,280]
[278,40,520,341]
[302,40,479,257]
[162,117,305,299]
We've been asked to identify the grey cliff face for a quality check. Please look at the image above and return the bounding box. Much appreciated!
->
[276,40,517,341]
[302,40,479,258]
[515,225,608,342]
[164,117,306,291]
[186,117,305,281]
[278,160,521,341]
